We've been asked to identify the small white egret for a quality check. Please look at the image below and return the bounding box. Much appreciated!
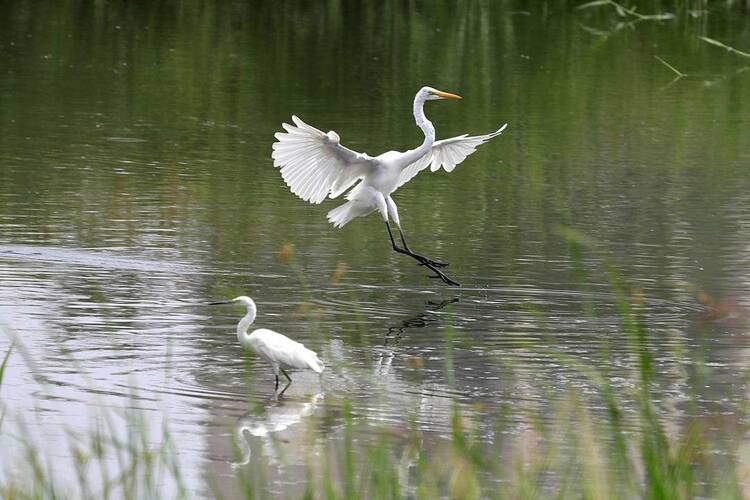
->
[209,296,324,389]
[272,86,508,286]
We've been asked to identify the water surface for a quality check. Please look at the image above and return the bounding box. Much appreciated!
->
[1,2,749,497]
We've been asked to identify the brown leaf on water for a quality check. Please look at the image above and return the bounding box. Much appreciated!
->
[630,287,644,308]
[697,292,712,306]
[278,242,295,264]
[291,301,312,320]
[697,292,748,325]
[469,402,486,413]
[404,355,424,369]
[331,261,348,284]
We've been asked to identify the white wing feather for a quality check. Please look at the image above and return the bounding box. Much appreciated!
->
[397,123,508,188]
[250,329,324,373]
[395,151,432,189]
[272,115,377,204]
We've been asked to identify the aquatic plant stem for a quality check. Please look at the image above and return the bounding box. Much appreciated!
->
[699,36,750,58]
[576,0,674,21]
[655,56,686,77]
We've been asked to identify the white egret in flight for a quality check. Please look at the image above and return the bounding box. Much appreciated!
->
[209,296,324,389]
[272,86,507,286]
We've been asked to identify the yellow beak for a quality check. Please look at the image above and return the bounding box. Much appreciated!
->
[434,90,462,100]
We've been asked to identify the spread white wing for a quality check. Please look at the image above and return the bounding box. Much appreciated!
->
[397,123,508,188]
[272,115,377,204]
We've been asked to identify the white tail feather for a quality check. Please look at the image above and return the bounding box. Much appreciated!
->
[307,353,325,373]
[327,201,357,228]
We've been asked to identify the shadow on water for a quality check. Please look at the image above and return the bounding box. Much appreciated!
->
[385,298,460,346]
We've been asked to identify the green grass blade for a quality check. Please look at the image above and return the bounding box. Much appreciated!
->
[0,343,13,388]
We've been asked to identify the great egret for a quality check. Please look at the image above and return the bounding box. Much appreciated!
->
[209,296,324,389]
[272,86,507,286]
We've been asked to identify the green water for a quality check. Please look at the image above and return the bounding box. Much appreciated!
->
[1,1,749,497]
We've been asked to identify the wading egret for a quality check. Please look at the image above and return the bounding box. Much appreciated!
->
[209,296,324,389]
[272,86,507,286]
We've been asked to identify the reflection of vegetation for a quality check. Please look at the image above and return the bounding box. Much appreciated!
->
[1,0,748,290]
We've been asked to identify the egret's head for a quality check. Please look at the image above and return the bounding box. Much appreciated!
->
[231,296,255,307]
[208,295,256,309]
[420,86,462,101]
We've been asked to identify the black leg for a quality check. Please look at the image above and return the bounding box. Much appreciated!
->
[275,374,279,390]
[281,369,292,383]
[385,222,460,287]
[398,229,448,268]
[278,381,291,398]
[386,222,447,267]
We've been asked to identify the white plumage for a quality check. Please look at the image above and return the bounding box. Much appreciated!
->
[272,115,372,205]
[247,328,324,374]
[394,123,507,189]
[272,86,508,287]
[210,296,324,389]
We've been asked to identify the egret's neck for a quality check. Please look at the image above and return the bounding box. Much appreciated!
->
[232,422,252,467]
[236,304,256,348]
[400,95,435,167]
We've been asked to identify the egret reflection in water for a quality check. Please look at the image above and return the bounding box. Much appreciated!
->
[231,393,323,467]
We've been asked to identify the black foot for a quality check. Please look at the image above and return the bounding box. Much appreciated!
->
[416,256,449,268]
[400,242,449,268]
[397,231,449,268]
[384,223,458,286]
[428,273,460,287]
[422,261,460,287]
